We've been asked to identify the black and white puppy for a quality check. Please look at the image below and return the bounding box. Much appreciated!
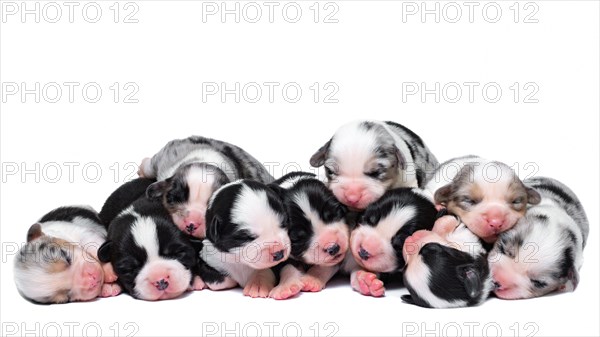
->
[310,120,439,210]
[489,177,589,299]
[425,155,541,243]
[401,215,493,308]
[267,172,350,300]
[198,179,291,298]
[14,206,120,304]
[139,136,274,238]
[98,178,203,301]
[347,188,437,297]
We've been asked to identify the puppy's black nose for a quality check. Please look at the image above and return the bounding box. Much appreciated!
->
[358,247,370,260]
[185,223,195,234]
[326,243,340,256]
[272,250,284,262]
[156,279,169,291]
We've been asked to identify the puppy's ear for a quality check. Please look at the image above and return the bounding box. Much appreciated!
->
[98,241,112,263]
[526,187,541,205]
[267,183,287,200]
[309,138,332,167]
[146,180,170,199]
[393,145,406,170]
[26,223,44,242]
[457,264,482,299]
[434,184,453,205]
[559,265,580,292]
[206,215,222,242]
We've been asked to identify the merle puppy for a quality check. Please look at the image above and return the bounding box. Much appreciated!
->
[139,136,274,238]
[310,120,438,210]
[267,172,350,300]
[346,188,437,297]
[489,177,589,300]
[198,179,291,298]
[98,178,204,301]
[14,206,120,303]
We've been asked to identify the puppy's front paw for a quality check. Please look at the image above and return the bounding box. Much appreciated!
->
[101,283,122,297]
[243,271,275,298]
[190,276,207,291]
[269,279,303,300]
[137,158,151,177]
[102,263,118,283]
[301,274,326,292]
[351,270,385,297]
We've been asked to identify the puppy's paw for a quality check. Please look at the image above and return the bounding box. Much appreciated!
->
[269,280,303,300]
[101,283,122,297]
[102,263,118,283]
[301,274,326,292]
[190,276,207,291]
[243,272,275,298]
[137,158,151,177]
[206,277,238,291]
[351,270,385,297]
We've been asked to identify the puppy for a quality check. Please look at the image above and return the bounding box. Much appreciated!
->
[14,206,120,304]
[139,136,274,238]
[401,215,493,308]
[425,155,541,243]
[309,120,439,210]
[489,177,589,300]
[267,172,350,300]
[198,179,291,298]
[98,178,202,301]
[347,188,437,297]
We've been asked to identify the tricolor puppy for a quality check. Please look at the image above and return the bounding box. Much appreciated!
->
[348,188,437,297]
[98,178,202,301]
[198,179,291,298]
[267,172,350,300]
[139,136,274,238]
[489,177,589,300]
[425,155,542,243]
[401,215,493,308]
[309,120,439,210]
[14,206,120,304]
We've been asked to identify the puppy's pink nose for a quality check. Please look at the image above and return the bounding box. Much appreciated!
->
[345,194,360,204]
[484,209,505,230]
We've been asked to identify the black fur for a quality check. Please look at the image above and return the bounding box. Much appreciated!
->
[98,178,156,226]
[403,243,490,308]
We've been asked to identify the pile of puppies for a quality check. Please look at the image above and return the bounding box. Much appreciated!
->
[14,120,589,308]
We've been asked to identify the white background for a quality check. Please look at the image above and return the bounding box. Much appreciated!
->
[1,1,598,336]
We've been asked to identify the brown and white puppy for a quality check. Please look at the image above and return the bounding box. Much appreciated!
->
[425,155,541,243]
[14,206,120,304]
[266,172,350,300]
[489,177,589,300]
[310,120,438,210]
[139,136,274,238]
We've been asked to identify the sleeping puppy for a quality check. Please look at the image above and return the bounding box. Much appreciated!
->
[139,136,274,238]
[401,215,493,308]
[489,177,589,300]
[14,206,120,304]
[198,179,291,298]
[267,172,350,300]
[425,155,541,243]
[309,120,439,210]
[346,188,437,297]
[98,178,203,301]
